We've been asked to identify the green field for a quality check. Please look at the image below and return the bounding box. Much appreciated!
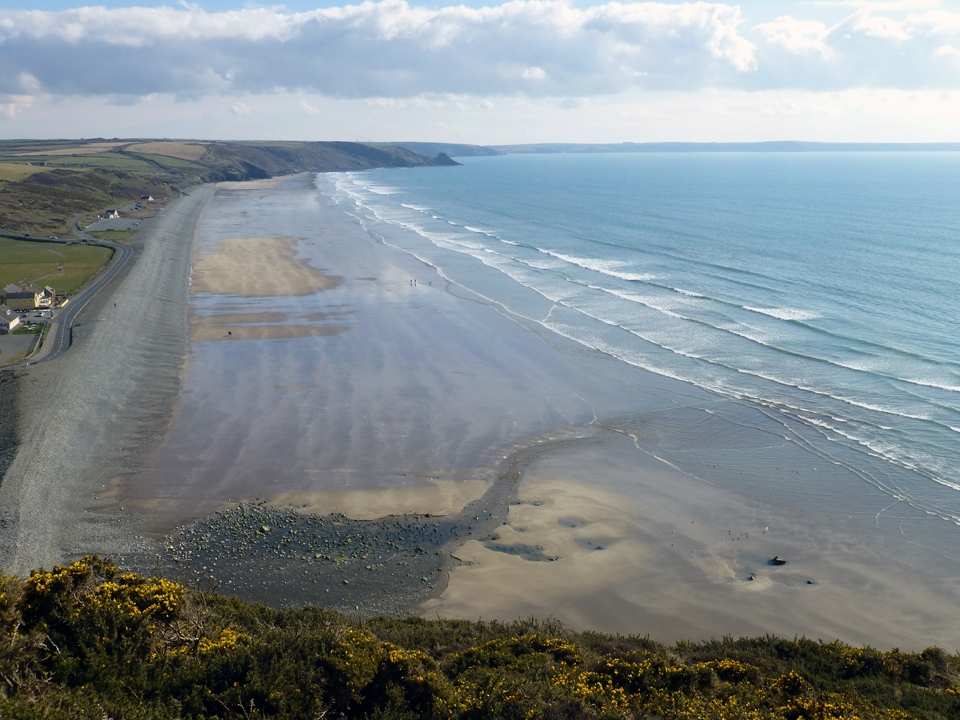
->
[32,152,156,172]
[0,162,43,183]
[0,238,112,295]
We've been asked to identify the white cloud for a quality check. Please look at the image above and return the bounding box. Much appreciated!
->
[0,72,40,120]
[851,12,911,41]
[754,16,835,58]
[521,66,548,81]
[906,10,960,36]
[0,0,959,124]
[6,87,960,143]
[934,43,960,59]
[808,1,941,9]
[0,1,756,99]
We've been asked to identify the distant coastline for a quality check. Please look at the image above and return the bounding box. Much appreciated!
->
[394,140,960,157]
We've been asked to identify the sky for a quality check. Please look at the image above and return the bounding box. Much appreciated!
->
[0,0,958,142]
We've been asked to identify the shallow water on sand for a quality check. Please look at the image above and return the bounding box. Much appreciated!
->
[119,170,960,645]
[344,153,960,531]
[128,176,686,528]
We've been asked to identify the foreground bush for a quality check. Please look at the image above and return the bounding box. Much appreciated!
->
[0,557,956,719]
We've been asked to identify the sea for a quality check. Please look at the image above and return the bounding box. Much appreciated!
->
[322,152,960,530]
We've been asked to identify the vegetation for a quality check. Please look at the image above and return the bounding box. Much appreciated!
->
[89,229,138,244]
[0,163,44,183]
[0,238,112,296]
[11,322,42,335]
[0,557,956,719]
[0,139,452,236]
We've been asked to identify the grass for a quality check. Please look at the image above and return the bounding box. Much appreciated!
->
[36,153,156,172]
[14,141,130,157]
[0,138,447,236]
[0,238,112,295]
[89,229,138,244]
[12,323,42,335]
[0,556,956,719]
[0,162,43,183]
[126,141,208,161]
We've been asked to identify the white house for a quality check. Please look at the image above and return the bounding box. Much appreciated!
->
[0,307,21,334]
[34,286,55,309]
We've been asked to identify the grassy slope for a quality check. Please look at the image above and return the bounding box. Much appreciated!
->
[0,238,112,295]
[0,139,445,236]
[0,139,444,303]
[1,557,957,719]
[88,229,137,244]
[0,163,44,183]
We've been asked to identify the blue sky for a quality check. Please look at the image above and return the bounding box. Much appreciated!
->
[0,1,957,141]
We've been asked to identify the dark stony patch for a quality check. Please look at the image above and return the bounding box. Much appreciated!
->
[136,432,592,616]
[483,540,558,562]
[143,502,482,616]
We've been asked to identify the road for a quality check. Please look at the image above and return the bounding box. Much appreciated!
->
[1,232,135,366]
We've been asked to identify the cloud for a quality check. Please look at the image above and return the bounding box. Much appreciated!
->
[1,0,960,104]
[0,1,755,99]
[521,66,548,81]
[751,5,960,88]
[808,0,940,9]
[754,17,835,58]
[0,72,40,120]
[851,12,912,41]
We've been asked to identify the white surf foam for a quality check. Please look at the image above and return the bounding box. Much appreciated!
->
[744,306,820,321]
[539,250,658,282]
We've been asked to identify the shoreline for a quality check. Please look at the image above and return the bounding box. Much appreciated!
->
[2,171,957,651]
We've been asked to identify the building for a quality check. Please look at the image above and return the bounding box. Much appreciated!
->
[0,307,21,334]
[102,209,120,220]
[34,286,55,309]
[1,284,34,311]
[2,284,32,301]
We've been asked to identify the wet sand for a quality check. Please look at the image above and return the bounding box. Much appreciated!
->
[117,174,960,648]
[5,172,958,650]
[423,429,960,649]
[125,174,667,531]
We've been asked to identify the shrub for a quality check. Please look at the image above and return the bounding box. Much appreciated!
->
[0,557,955,719]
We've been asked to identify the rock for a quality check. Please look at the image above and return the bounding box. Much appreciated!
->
[769,555,787,566]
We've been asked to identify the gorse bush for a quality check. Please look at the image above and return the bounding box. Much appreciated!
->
[0,557,957,719]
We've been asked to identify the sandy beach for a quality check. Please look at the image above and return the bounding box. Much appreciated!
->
[191,236,341,297]
[424,428,960,648]
[3,172,958,650]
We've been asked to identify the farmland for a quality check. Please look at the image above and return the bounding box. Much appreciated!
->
[0,238,112,295]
